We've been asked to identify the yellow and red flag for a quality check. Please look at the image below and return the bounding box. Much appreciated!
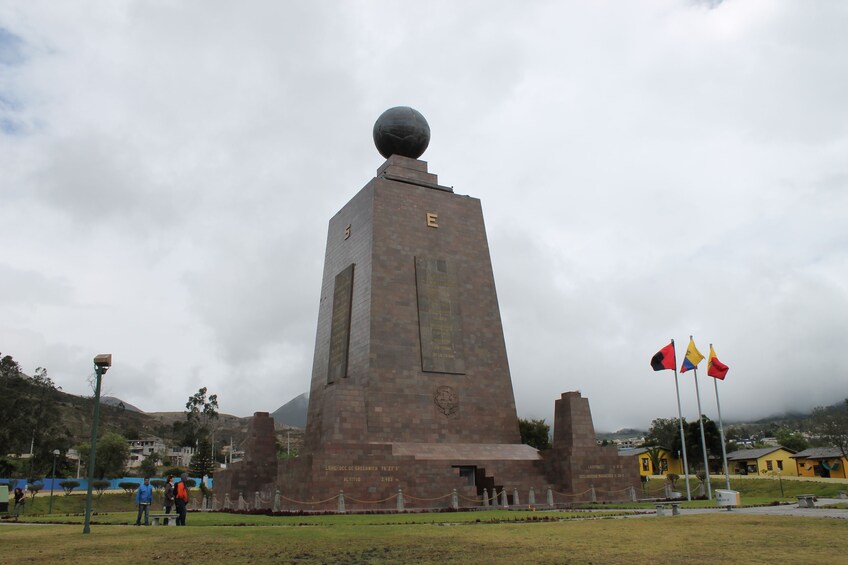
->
[707,345,729,380]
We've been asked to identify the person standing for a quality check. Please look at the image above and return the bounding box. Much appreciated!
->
[134,477,153,526]
[13,487,25,517]
[163,475,175,515]
[174,473,190,526]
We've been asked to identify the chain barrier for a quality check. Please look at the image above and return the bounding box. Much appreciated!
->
[223,484,638,511]
[404,493,452,502]
[594,486,630,495]
[550,488,591,498]
[644,485,667,495]
[344,494,398,504]
[277,493,339,505]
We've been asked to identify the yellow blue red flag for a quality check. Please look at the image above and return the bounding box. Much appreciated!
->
[680,337,704,373]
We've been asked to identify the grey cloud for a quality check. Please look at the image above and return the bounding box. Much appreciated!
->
[1,2,846,429]
[0,264,72,306]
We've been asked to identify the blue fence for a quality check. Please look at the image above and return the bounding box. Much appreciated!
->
[0,477,212,491]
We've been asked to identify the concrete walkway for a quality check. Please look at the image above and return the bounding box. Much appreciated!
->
[657,498,848,520]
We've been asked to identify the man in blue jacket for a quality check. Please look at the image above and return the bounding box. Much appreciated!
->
[135,477,154,526]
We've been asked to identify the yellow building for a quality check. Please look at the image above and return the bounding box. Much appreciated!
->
[792,448,848,479]
[619,447,684,477]
[726,447,798,476]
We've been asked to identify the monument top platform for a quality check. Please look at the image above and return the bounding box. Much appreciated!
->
[376,154,453,192]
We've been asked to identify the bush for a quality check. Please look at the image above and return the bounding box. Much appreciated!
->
[118,482,140,494]
[666,473,679,487]
[92,480,111,497]
[150,479,165,491]
[162,467,185,478]
[26,483,43,499]
[59,480,80,495]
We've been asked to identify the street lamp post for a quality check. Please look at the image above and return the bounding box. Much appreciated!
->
[49,449,60,514]
[83,354,111,535]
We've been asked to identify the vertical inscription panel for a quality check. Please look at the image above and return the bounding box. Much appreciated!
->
[328,264,355,383]
[415,257,465,374]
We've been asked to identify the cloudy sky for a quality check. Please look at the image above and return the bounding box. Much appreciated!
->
[2,1,846,432]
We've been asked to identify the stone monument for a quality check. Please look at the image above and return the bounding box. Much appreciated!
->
[217,107,639,507]
[212,412,277,502]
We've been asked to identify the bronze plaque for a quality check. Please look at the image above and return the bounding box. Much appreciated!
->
[328,263,354,383]
[415,257,465,374]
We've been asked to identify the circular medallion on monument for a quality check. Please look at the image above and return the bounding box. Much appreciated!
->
[373,106,430,159]
[434,385,458,417]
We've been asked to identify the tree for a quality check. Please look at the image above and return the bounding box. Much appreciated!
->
[188,437,217,478]
[76,432,130,479]
[118,482,140,494]
[666,473,679,488]
[775,427,809,452]
[138,457,157,479]
[0,354,24,458]
[644,446,664,475]
[26,483,43,500]
[91,480,110,497]
[180,387,219,447]
[518,419,551,450]
[679,416,723,473]
[811,399,848,459]
[26,368,63,466]
[643,418,681,449]
[0,356,68,474]
[59,480,80,495]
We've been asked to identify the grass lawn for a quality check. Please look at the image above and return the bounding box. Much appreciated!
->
[1,514,847,564]
[11,476,842,517]
[4,478,846,563]
[8,508,634,526]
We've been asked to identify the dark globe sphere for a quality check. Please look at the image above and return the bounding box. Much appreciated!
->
[373,106,430,159]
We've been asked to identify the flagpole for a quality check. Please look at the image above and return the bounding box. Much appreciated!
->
[670,339,692,501]
[692,364,713,500]
[714,375,731,490]
[711,343,731,491]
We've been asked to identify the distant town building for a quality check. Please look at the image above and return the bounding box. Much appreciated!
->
[167,445,195,468]
[792,448,848,479]
[726,447,798,476]
[127,438,167,468]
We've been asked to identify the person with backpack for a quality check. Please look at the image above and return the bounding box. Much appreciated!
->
[174,473,190,526]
